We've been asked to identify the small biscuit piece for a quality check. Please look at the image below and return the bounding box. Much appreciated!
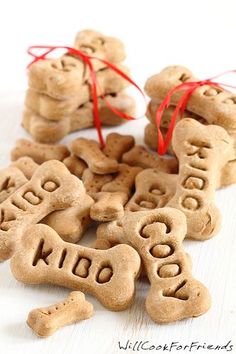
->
[27,291,93,337]
[81,169,113,196]
[90,192,128,221]
[63,154,87,179]
[70,138,119,174]
[167,118,234,240]
[144,65,236,131]
[103,133,135,162]
[126,169,177,212]
[0,160,85,260]
[95,208,211,323]
[90,164,142,221]
[43,194,94,243]
[122,145,178,173]
[10,157,39,179]
[0,167,28,203]
[74,29,126,64]
[11,139,70,164]
[11,224,141,311]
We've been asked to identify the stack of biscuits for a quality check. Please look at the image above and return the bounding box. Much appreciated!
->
[143,65,236,186]
[22,29,136,143]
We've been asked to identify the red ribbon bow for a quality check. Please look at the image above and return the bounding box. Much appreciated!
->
[155,70,236,155]
[27,45,145,148]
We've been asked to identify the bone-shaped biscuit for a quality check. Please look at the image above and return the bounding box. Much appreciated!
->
[28,61,130,101]
[126,169,177,212]
[23,93,135,143]
[90,192,128,222]
[95,208,211,323]
[167,118,234,240]
[11,224,141,311]
[0,167,28,203]
[90,164,142,221]
[11,139,70,164]
[0,160,84,260]
[81,169,113,196]
[42,194,94,243]
[122,145,178,173]
[10,157,39,179]
[71,138,119,174]
[144,66,236,132]
[74,29,126,64]
[103,133,135,162]
[27,291,93,337]
[63,154,87,178]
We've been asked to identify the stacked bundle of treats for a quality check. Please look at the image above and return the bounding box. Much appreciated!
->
[23,29,135,143]
[144,65,236,187]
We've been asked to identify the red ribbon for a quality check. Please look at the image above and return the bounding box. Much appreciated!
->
[27,45,145,148]
[156,70,236,155]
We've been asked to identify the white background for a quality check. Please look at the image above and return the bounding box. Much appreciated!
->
[0,1,236,353]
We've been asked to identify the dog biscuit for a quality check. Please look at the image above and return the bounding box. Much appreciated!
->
[167,118,234,240]
[144,123,173,154]
[43,194,94,243]
[0,167,28,203]
[74,29,126,64]
[27,291,93,337]
[122,145,178,173]
[10,157,39,180]
[11,139,70,164]
[90,164,141,221]
[126,169,177,212]
[81,169,113,196]
[63,154,87,179]
[70,138,119,174]
[95,208,211,323]
[0,160,85,260]
[11,224,141,311]
[144,66,236,131]
[103,133,135,162]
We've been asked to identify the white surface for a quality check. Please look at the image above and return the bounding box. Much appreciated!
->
[0,1,236,353]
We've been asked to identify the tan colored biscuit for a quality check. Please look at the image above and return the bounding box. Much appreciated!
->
[70,138,119,174]
[103,133,135,161]
[122,145,178,173]
[63,154,87,179]
[144,66,236,131]
[43,194,94,243]
[90,164,142,221]
[27,291,93,337]
[126,169,177,212]
[23,93,135,143]
[10,157,39,179]
[144,122,173,154]
[95,208,211,323]
[11,224,141,311]
[90,191,128,222]
[81,168,113,196]
[74,29,126,64]
[220,158,236,188]
[167,118,234,240]
[0,167,28,203]
[28,61,130,101]
[11,139,70,164]
[0,160,85,260]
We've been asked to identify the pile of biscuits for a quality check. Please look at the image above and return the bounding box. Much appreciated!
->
[144,65,236,187]
[1,59,236,337]
[22,29,135,143]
